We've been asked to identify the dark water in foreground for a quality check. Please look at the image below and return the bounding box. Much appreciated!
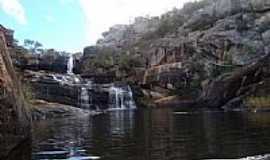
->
[31,108,270,160]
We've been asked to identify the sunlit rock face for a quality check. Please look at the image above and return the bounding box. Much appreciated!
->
[96,17,160,49]
[0,29,31,158]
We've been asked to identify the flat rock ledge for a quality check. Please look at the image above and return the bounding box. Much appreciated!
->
[31,100,100,120]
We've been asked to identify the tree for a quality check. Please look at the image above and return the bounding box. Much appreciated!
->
[24,39,34,47]
[23,39,43,54]
[34,41,43,50]
[13,39,19,46]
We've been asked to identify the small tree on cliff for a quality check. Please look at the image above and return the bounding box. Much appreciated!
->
[24,39,43,54]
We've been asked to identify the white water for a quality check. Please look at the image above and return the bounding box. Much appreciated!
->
[109,85,136,110]
[77,83,136,111]
[206,154,270,160]
[67,55,74,74]
[78,81,94,110]
[79,87,91,109]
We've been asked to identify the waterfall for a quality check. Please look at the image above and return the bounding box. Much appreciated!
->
[78,82,94,110]
[109,85,136,110]
[77,83,136,111]
[79,87,91,109]
[67,55,74,74]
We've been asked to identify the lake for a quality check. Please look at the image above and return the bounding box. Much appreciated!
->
[30,108,270,160]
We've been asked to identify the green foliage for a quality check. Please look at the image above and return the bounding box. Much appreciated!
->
[22,83,35,103]
[210,64,237,78]
[82,51,114,73]
[24,39,43,54]
[117,54,143,72]
[81,47,144,76]
[244,45,257,55]
[246,96,270,109]
[142,8,184,39]
[155,18,179,37]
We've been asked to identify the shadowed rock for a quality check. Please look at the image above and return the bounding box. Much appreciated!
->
[0,28,31,158]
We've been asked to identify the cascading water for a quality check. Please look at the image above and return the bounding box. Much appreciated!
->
[109,85,136,110]
[78,81,94,110]
[79,87,91,109]
[77,82,136,111]
[67,55,74,74]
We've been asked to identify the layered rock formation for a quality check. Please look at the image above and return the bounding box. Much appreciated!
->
[11,49,69,73]
[22,71,135,111]
[0,28,31,158]
[199,53,270,109]
[78,0,270,108]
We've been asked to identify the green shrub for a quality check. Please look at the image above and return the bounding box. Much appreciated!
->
[246,96,270,109]
[118,54,143,72]
[22,83,35,103]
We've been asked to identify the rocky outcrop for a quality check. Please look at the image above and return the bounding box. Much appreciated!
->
[0,29,31,158]
[31,100,97,120]
[22,71,117,110]
[198,54,270,108]
[76,0,270,107]
[31,81,80,106]
[11,49,69,73]
[143,62,184,86]
[97,17,160,49]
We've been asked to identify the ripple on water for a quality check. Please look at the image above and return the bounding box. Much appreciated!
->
[32,109,270,160]
[33,146,101,160]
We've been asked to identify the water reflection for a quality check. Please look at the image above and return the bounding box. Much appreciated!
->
[32,109,270,160]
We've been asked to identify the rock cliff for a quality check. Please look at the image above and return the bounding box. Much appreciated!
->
[0,29,31,158]
[79,0,270,108]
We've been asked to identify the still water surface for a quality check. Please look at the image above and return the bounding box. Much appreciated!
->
[32,108,270,160]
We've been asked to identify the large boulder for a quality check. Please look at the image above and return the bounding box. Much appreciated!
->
[0,30,31,158]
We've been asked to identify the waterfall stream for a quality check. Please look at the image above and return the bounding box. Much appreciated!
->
[67,55,74,74]
[78,84,136,111]
[79,87,91,109]
[109,85,136,110]
[66,55,137,111]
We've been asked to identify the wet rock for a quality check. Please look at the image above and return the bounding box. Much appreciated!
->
[31,100,97,120]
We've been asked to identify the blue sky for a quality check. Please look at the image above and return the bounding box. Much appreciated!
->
[0,0,192,52]
[0,0,87,52]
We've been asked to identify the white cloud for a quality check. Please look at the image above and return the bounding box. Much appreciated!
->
[0,0,27,25]
[79,0,193,45]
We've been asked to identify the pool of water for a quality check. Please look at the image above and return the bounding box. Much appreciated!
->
[31,108,270,160]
